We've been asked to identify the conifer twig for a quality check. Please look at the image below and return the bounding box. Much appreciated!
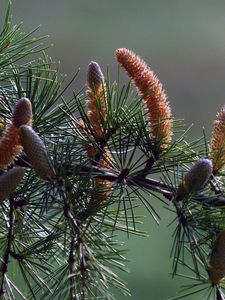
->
[68,235,77,300]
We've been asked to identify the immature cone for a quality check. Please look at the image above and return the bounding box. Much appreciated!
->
[87,61,104,90]
[0,167,25,202]
[86,61,106,138]
[210,105,225,174]
[208,229,225,285]
[12,97,33,128]
[115,48,172,150]
[19,125,55,180]
[0,124,22,169]
[77,62,112,206]
[176,158,213,201]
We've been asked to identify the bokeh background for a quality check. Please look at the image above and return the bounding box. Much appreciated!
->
[2,0,225,299]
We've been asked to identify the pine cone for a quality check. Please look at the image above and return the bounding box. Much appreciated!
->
[20,125,55,180]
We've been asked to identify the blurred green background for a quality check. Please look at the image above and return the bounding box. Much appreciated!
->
[2,0,225,299]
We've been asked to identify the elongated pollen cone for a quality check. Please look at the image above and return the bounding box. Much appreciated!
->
[19,125,55,180]
[0,124,22,169]
[208,229,225,285]
[115,48,172,149]
[87,61,104,90]
[0,167,25,202]
[176,158,213,201]
[12,97,33,128]
[211,105,225,173]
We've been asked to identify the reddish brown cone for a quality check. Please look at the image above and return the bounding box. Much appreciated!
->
[115,48,172,150]
[0,124,22,169]
[0,97,33,169]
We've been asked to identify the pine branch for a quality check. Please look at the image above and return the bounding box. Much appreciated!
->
[3,3,225,300]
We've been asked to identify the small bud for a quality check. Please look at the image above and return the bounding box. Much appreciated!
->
[19,125,55,180]
[86,61,106,138]
[87,61,104,90]
[208,229,225,285]
[176,159,213,201]
[12,97,33,128]
[0,167,25,202]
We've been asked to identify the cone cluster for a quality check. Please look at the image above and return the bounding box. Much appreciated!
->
[0,97,54,204]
